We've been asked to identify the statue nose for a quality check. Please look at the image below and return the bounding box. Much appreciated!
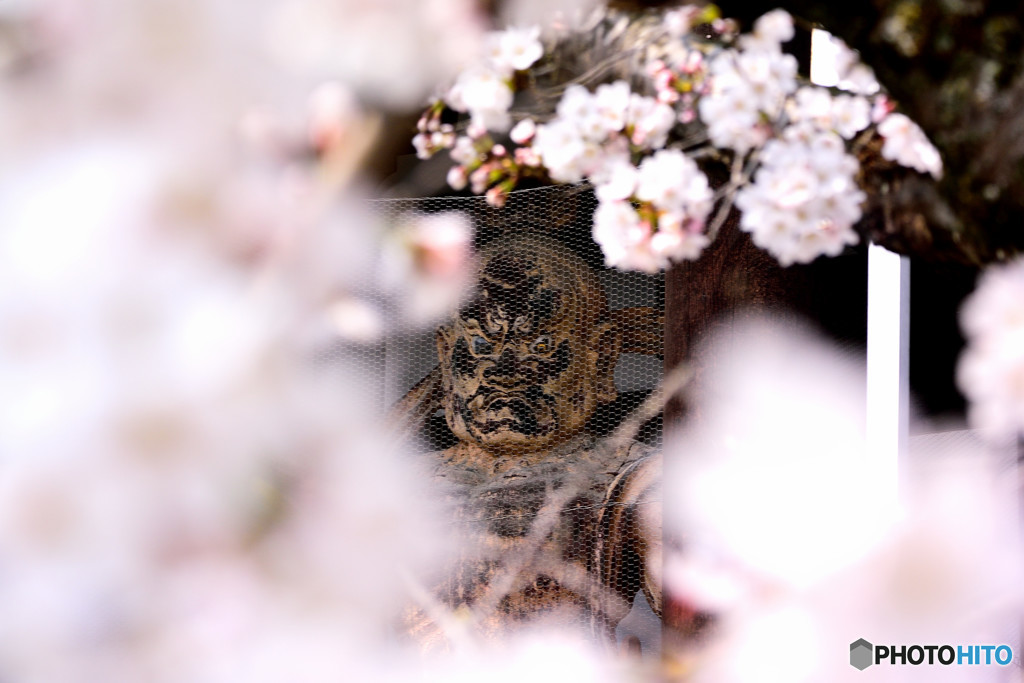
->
[484,347,522,385]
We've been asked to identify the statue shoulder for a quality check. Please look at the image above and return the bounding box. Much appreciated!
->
[606,441,660,503]
[425,442,491,486]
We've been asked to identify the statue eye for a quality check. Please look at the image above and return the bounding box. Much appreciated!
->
[531,335,552,354]
[471,335,494,355]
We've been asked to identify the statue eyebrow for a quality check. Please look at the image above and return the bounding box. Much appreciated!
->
[459,319,503,342]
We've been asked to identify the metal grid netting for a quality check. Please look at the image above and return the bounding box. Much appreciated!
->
[365,184,664,654]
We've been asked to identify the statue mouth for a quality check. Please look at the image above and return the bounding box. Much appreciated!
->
[472,390,555,436]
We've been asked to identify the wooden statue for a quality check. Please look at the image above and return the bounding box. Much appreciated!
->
[403,235,662,649]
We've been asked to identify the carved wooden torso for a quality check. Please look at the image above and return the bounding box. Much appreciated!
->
[408,434,653,647]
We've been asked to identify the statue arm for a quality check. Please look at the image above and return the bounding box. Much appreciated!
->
[596,449,663,620]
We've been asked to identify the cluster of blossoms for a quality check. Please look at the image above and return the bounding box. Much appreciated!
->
[530,82,713,271]
[667,320,1019,681]
[957,256,1024,443]
[735,127,865,265]
[592,149,712,271]
[416,7,945,273]
[698,11,798,153]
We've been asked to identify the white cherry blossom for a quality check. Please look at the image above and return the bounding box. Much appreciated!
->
[752,9,794,45]
[698,87,766,153]
[593,161,637,202]
[664,7,699,38]
[877,112,943,178]
[736,129,863,265]
[446,165,467,190]
[509,117,536,144]
[626,94,676,148]
[635,149,712,221]
[532,119,586,183]
[592,200,658,272]
[651,212,710,262]
[957,256,1024,442]
[487,26,544,73]
[829,94,871,139]
[557,84,598,124]
[840,62,880,96]
[412,133,432,159]
[699,47,797,152]
[447,67,514,132]
[449,136,479,165]
[593,80,631,133]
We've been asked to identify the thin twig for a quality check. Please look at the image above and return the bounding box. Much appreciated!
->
[401,568,474,651]
[467,477,586,623]
[706,188,737,241]
[604,361,693,455]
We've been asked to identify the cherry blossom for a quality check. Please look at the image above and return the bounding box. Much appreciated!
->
[449,136,480,165]
[789,87,871,140]
[635,149,712,219]
[446,165,468,190]
[699,46,797,152]
[626,93,676,149]
[591,200,657,272]
[447,66,514,132]
[488,26,544,73]
[532,119,587,182]
[419,7,943,276]
[877,112,943,178]
[509,118,536,144]
[739,8,794,51]
[380,211,475,326]
[736,128,863,265]
[664,6,700,38]
[593,161,638,203]
[593,80,631,133]
[957,256,1024,442]
[650,214,710,263]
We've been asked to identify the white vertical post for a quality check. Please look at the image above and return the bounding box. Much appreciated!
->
[866,243,910,501]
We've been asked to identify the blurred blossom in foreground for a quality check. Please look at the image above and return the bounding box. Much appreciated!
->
[0,136,453,681]
[266,0,486,108]
[381,211,475,327]
[0,2,474,678]
[665,318,1019,682]
[958,255,1024,444]
[499,0,600,33]
[669,319,882,591]
[414,630,628,683]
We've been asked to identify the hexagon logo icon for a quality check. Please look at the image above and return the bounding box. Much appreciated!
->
[850,638,873,670]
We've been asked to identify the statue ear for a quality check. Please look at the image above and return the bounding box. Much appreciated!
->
[588,320,620,404]
[435,324,455,364]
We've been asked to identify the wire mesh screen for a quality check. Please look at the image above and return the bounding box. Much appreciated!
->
[366,184,664,654]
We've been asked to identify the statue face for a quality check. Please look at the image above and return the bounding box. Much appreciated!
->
[437,238,619,454]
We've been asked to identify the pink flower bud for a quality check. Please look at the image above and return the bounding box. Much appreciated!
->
[510,118,536,144]
[658,89,680,105]
[514,147,541,167]
[491,144,507,157]
[871,95,894,123]
[485,186,507,207]
[470,166,489,194]
[413,133,433,160]
[447,165,468,191]
[467,121,487,139]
